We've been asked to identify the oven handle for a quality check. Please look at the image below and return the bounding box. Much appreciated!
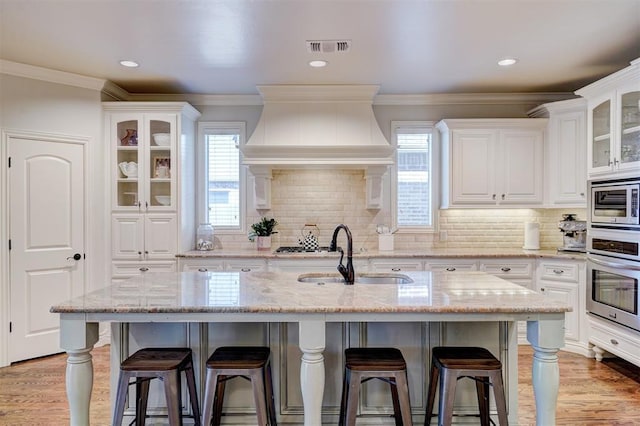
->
[589,256,640,272]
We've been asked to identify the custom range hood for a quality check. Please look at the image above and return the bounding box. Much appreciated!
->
[242,85,394,210]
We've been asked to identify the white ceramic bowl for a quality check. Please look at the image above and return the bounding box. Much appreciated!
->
[152,133,171,146]
[154,195,171,206]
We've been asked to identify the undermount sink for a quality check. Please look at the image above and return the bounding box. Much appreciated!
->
[297,272,414,285]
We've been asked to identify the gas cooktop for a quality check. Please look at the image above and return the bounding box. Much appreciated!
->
[274,246,338,253]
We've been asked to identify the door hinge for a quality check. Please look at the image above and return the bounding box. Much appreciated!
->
[8,157,11,168]
[8,239,11,251]
[9,322,12,333]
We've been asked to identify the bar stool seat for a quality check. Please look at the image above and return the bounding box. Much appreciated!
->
[202,346,277,426]
[113,347,201,426]
[339,347,413,426]
[425,346,508,426]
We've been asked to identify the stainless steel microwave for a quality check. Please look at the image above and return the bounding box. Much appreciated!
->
[589,177,640,230]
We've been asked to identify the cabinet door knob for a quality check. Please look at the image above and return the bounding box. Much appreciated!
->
[610,339,619,345]
[501,194,505,200]
[492,194,496,200]
[553,269,564,274]
[241,268,251,272]
[198,268,208,272]
[138,251,142,255]
[446,267,456,272]
[391,268,401,272]
[540,287,545,292]
[139,267,149,272]
[500,267,511,272]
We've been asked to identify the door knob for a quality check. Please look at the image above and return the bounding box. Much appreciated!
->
[67,253,82,261]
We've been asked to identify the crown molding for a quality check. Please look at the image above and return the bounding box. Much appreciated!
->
[0,60,106,91]
[373,92,576,106]
[125,93,263,106]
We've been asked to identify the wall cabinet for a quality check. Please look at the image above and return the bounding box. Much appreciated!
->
[576,58,640,178]
[529,98,588,207]
[105,102,200,277]
[437,119,547,208]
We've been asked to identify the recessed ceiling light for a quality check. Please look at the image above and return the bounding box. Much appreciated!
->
[309,60,328,68]
[119,60,139,68]
[498,57,518,67]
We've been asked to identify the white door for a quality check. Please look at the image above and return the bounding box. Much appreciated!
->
[8,133,85,362]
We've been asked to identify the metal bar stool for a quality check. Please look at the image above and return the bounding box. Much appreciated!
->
[202,346,277,426]
[339,347,413,426]
[425,346,508,426]
[113,347,201,426]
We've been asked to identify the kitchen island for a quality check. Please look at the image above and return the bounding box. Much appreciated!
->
[51,270,570,426]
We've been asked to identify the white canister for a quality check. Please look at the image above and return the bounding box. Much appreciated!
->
[523,222,540,250]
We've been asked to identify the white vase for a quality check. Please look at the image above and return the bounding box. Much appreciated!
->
[256,236,272,251]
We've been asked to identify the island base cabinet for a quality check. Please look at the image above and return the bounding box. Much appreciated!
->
[109,319,517,425]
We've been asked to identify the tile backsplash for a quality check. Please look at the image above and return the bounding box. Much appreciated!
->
[217,169,586,251]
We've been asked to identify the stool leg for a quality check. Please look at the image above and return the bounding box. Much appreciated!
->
[162,370,182,425]
[183,360,202,426]
[212,374,227,426]
[438,369,457,426]
[202,369,217,426]
[113,371,132,426]
[490,371,509,426]
[345,370,362,426]
[265,363,278,425]
[250,368,269,426]
[389,379,402,426]
[425,361,439,426]
[394,371,413,426]
[475,377,490,426]
[338,366,350,426]
[136,378,151,426]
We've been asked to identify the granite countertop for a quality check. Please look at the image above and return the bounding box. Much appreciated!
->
[177,247,586,260]
[51,270,571,315]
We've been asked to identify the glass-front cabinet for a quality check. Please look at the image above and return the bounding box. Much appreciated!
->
[580,59,640,178]
[112,114,177,211]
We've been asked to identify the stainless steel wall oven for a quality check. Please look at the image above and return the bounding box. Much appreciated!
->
[587,176,640,332]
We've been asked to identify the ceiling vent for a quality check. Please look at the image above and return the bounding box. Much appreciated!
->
[306,40,351,54]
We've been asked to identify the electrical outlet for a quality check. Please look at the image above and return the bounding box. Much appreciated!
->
[439,230,448,241]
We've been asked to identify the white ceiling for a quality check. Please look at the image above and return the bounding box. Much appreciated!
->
[1,0,639,96]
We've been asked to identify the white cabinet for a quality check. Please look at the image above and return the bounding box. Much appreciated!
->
[576,58,640,178]
[112,214,177,261]
[179,258,267,272]
[480,258,535,342]
[529,98,588,207]
[424,258,477,272]
[537,259,589,356]
[105,102,201,277]
[111,260,177,281]
[368,258,424,272]
[437,119,547,208]
[589,315,640,367]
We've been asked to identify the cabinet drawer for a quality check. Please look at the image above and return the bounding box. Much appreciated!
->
[180,260,224,272]
[479,259,534,279]
[425,259,477,272]
[538,262,580,282]
[112,261,176,278]
[589,316,640,365]
[369,258,424,272]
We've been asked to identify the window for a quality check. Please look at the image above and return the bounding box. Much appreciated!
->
[197,122,246,232]
[391,122,436,231]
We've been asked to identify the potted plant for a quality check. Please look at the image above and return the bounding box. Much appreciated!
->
[248,217,278,251]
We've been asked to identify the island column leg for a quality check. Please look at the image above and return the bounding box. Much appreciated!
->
[60,317,99,426]
[527,318,565,426]
[299,320,326,426]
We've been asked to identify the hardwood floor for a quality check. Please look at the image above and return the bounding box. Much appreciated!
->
[0,345,639,425]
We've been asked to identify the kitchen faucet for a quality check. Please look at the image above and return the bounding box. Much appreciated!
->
[329,224,355,284]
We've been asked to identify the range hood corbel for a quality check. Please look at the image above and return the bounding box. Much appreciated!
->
[242,85,394,210]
